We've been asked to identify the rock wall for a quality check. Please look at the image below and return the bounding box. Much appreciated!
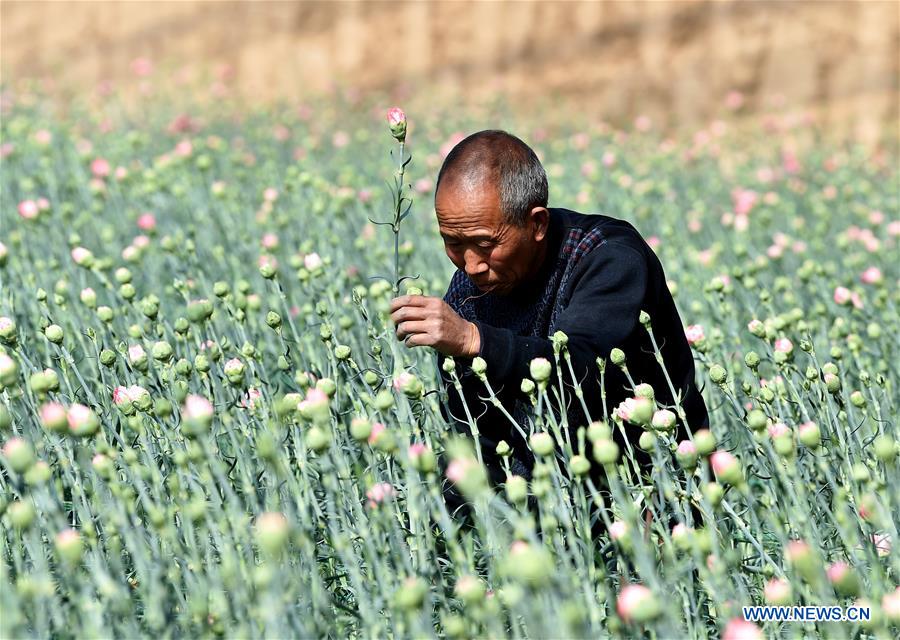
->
[2,1,897,140]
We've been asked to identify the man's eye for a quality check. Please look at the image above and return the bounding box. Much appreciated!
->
[477,241,495,249]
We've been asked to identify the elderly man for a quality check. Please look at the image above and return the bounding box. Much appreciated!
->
[390,129,708,489]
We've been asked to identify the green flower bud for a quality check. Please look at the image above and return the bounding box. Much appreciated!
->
[254,512,290,556]
[588,421,612,442]
[44,324,64,344]
[873,435,896,463]
[99,349,117,367]
[2,437,35,473]
[349,417,372,441]
[496,440,511,457]
[441,358,456,374]
[213,281,230,297]
[305,426,330,453]
[152,341,174,362]
[373,389,394,411]
[394,577,427,611]
[173,317,190,334]
[744,351,760,369]
[610,348,626,367]
[120,284,137,301]
[471,357,487,377]
[520,378,536,395]
[266,311,282,329]
[8,500,35,530]
[97,306,114,323]
[703,482,724,507]
[638,430,657,451]
[569,454,591,476]
[709,365,727,384]
[194,354,211,373]
[529,432,555,456]
[529,357,552,382]
[55,529,84,565]
[187,299,214,323]
[849,391,866,408]
[24,460,51,486]
[693,429,716,456]
[505,475,528,503]
[592,439,619,465]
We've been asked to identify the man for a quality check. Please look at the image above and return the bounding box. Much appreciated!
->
[389,129,708,490]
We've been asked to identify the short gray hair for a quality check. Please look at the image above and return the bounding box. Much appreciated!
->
[435,130,549,226]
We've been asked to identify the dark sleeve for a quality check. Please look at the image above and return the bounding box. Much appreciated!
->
[475,241,649,390]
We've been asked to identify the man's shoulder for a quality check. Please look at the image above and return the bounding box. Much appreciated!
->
[552,207,647,256]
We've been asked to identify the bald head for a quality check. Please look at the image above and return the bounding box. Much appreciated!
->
[435,130,549,226]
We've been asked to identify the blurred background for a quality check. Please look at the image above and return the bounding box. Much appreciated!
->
[2,0,898,145]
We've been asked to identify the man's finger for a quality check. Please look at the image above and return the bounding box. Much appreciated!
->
[389,295,431,313]
[395,320,430,340]
[390,305,429,325]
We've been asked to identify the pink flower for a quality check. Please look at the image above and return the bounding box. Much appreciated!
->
[183,395,213,421]
[263,187,279,202]
[91,158,110,178]
[616,584,657,623]
[609,520,629,541]
[367,422,386,445]
[774,338,793,354]
[722,618,763,640]
[132,235,150,249]
[414,178,433,194]
[387,107,406,128]
[684,325,705,345]
[767,422,790,439]
[887,220,900,237]
[240,388,263,410]
[677,440,697,456]
[304,253,323,271]
[71,247,93,266]
[130,57,153,77]
[860,267,883,285]
[872,532,892,557]
[602,151,616,167]
[446,457,475,484]
[833,287,852,305]
[826,561,850,584]
[710,450,740,479]
[732,188,758,216]
[66,404,93,432]
[113,386,131,406]
[261,233,279,250]
[725,90,745,110]
[17,200,39,220]
[39,402,66,427]
[366,482,395,507]
[882,586,900,620]
[174,140,193,157]
[332,131,350,148]
[127,345,146,363]
[764,577,791,605]
[137,213,156,231]
[634,115,652,132]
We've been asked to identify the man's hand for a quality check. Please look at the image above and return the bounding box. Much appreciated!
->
[389,295,481,357]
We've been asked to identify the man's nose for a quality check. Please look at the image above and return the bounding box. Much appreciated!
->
[463,250,488,276]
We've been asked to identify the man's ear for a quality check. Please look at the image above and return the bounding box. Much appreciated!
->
[530,207,549,242]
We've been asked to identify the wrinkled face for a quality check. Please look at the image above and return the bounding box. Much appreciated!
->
[435,180,547,295]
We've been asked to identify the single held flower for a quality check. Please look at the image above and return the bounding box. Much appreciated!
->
[182,394,214,435]
[386,107,407,143]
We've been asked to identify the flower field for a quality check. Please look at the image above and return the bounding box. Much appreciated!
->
[1,90,898,639]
